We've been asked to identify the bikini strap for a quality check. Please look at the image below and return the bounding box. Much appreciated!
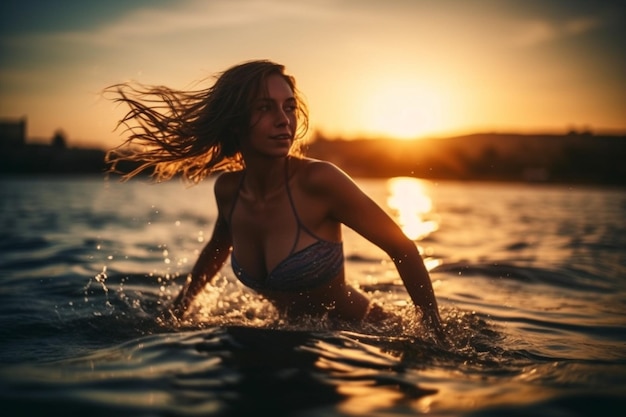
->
[227,171,246,226]
[284,160,324,242]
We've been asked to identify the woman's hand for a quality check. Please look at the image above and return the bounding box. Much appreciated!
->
[155,291,187,326]
[155,197,232,326]
[169,284,189,318]
[421,308,448,346]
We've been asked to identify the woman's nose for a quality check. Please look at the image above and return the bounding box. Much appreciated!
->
[275,108,290,126]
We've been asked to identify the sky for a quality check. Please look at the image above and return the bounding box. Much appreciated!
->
[1,0,625,149]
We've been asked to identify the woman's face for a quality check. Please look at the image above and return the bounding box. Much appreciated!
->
[242,73,297,159]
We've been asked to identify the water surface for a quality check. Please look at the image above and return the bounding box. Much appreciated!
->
[1,176,625,416]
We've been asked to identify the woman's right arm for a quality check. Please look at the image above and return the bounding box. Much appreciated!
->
[169,215,232,319]
[168,174,235,320]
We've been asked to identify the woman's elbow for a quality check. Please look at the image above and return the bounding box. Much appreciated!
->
[385,235,421,262]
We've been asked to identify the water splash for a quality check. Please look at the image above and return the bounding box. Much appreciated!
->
[83,265,112,310]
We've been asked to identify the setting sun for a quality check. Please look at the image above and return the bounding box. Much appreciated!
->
[360,78,449,140]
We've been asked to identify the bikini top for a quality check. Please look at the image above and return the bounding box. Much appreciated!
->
[228,163,344,292]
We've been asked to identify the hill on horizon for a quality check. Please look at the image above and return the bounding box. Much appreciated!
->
[1,131,625,186]
[304,131,626,185]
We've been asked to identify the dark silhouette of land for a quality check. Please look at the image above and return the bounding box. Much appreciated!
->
[305,131,626,186]
[0,144,105,175]
[0,121,106,176]
[1,128,625,186]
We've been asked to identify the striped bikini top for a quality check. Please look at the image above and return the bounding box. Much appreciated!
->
[229,164,344,292]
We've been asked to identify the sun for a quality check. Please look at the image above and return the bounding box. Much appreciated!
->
[360,79,448,140]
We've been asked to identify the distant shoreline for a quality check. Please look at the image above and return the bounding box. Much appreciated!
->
[1,132,625,186]
[305,132,626,186]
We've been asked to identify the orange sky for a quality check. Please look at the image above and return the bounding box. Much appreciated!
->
[1,0,625,149]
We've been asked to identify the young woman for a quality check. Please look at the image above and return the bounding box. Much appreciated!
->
[106,60,445,339]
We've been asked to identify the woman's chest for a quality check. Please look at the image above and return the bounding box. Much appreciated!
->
[229,196,301,254]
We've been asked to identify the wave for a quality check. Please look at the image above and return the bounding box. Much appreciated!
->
[433,261,616,292]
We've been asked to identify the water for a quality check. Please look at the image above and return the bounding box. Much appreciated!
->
[0,175,625,416]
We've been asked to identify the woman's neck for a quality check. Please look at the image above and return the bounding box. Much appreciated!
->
[241,155,290,199]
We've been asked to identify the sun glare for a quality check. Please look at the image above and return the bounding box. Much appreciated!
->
[386,177,438,240]
[361,79,448,140]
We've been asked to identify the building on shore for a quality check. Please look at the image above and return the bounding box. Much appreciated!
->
[0,117,27,148]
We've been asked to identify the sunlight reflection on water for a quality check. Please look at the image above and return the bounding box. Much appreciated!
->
[2,177,625,417]
[386,177,439,241]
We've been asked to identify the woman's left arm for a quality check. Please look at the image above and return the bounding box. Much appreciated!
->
[310,161,444,337]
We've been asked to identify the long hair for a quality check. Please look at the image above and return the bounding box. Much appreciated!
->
[104,60,309,183]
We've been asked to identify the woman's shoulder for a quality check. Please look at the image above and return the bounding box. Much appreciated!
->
[294,157,342,179]
[292,157,352,193]
[213,170,244,200]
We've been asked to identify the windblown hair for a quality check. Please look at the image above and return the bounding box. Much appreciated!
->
[104,60,309,183]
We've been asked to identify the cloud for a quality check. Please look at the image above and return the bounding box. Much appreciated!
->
[512,16,601,47]
[563,17,601,35]
[23,0,333,47]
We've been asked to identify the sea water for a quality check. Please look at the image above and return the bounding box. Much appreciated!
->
[0,175,625,416]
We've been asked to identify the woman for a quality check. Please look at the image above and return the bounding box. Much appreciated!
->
[106,60,445,339]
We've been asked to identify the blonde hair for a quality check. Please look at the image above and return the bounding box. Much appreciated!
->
[105,60,309,183]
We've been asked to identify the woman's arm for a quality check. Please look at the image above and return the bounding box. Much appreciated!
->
[307,161,444,337]
[169,215,232,319]
[168,174,235,320]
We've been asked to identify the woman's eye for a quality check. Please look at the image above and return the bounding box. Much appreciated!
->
[255,101,296,113]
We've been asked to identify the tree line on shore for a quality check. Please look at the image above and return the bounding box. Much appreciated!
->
[1,131,625,186]
[305,131,626,186]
